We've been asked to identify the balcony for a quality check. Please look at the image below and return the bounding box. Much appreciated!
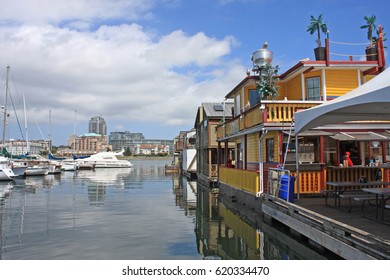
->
[217,100,322,139]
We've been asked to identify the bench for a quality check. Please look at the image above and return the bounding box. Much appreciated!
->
[321,190,335,206]
[338,192,377,212]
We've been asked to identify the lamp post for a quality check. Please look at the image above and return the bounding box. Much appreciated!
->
[251,42,273,195]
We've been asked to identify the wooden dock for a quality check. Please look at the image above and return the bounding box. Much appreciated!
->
[262,195,390,259]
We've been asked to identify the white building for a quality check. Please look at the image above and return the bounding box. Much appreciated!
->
[135,144,170,155]
[4,139,49,155]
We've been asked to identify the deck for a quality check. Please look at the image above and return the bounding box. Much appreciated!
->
[262,194,390,259]
[294,196,390,240]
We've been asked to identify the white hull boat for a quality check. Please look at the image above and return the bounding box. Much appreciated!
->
[61,162,78,171]
[10,160,29,177]
[24,166,49,176]
[0,156,16,181]
[75,152,133,168]
[48,163,62,174]
[0,166,15,181]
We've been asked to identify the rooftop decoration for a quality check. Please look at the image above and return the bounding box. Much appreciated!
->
[256,63,280,100]
[360,15,377,48]
[307,14,328,60]
[307,14,328,48]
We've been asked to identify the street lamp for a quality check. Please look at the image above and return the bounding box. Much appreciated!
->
[251,41,273,196]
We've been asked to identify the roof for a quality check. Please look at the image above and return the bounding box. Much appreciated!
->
[294,66,390,134]
[329,131,390,141]
[225,76,258,99]
[194,102,234,128]
[202,102,234,118]
[279,60,380,82]
[224,60,380,99]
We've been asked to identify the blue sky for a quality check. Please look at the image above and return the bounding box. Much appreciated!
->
[0,0,388,146]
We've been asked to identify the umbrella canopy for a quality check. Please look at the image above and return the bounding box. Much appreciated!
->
[294,67,390,134]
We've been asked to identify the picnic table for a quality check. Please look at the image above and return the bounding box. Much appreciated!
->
[324,181,390,211]
[362,187,390,223]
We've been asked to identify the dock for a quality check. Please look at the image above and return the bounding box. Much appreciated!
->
[262,195,390,259]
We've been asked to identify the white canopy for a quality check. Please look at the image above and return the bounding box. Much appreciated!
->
[294,67,390,134]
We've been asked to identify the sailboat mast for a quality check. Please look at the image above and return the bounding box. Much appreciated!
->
[73,109,77,155]
[2,65,10,144]
[23,94,29,153]
[49,109,52,153]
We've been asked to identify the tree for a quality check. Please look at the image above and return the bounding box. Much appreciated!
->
[123,147,132,156]
[256,63,280,100]
[360,15,377,47]
[307,14,328,48]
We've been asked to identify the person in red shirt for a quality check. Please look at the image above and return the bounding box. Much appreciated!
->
[344,151,354,167]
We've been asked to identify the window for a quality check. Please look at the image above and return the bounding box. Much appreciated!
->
[306,77,321,101]
[249,89,260,108]
[386,141,390,161]
[213,104,223,111]
[234,94,240,116]
[266,138,274,162]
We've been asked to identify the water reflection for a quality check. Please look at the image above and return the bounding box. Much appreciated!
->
[175,175,328,260]
[0,159,329,260]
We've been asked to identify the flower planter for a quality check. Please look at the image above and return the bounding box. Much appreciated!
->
[365,46,377,61]
[314,47,326,61]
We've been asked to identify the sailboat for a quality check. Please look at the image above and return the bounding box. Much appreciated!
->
[0,66,17,180]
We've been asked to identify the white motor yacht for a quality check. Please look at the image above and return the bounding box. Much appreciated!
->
[75,151,133,168]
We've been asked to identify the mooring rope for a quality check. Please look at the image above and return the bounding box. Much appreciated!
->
[329,52,366,57]
[329,40,370,46]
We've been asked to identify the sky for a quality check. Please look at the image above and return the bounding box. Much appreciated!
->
[0,0,389,146]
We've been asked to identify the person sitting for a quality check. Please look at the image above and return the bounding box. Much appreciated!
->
[342,151,354,167]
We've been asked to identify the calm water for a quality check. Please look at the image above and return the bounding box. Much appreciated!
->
[0,159,329,260]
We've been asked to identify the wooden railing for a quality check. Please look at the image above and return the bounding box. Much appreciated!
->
[325,166,389,182]
[219,166,324,195]
[219,166,259,194]
[291,170,323,194]
[216,101,321,139]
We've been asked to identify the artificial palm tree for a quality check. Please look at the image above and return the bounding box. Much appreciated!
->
[257,63,280,100]
[360,15,377,47]
[307,14,328,48]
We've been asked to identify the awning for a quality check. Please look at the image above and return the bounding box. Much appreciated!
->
[283,130,334,137]
[330,131,390,141]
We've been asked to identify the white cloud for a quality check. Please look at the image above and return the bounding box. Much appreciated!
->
[0,3,245,144]
[0,0,155,25]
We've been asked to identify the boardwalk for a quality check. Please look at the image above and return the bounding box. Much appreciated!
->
[262,194,390,259]
[295,196,390,241]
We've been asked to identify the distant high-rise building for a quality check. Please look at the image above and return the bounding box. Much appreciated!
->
[88,115,107,135]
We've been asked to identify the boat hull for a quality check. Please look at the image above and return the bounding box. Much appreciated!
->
[0,167,15,181]
[24,167,48,176]
[75,152,133,168]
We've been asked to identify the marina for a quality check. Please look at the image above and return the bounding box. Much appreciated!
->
[0,159,335,260]
[0,7,389,263]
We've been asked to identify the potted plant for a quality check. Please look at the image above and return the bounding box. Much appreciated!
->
[307,14,328,60]
[360,15,377,61]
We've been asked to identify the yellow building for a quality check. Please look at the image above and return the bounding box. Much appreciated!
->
[216,36,389,199]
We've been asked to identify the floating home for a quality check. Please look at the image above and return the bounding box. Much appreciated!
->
[216,33,388,211]
[177,129,197,180]
[194,102,234,187]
